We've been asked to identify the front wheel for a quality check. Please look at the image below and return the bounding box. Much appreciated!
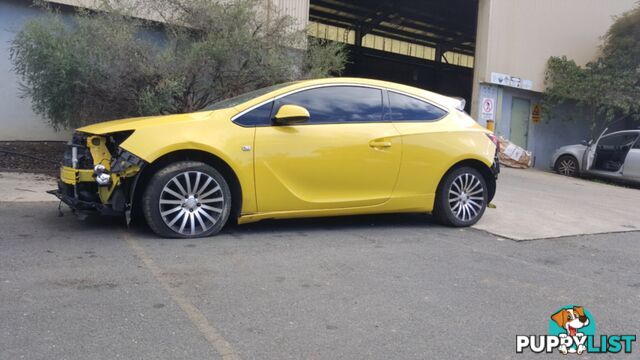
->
[142,161,232,238]
[433,167,487,227]
[554,155,578,177]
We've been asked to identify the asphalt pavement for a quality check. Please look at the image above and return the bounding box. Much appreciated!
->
[1,202,639,359]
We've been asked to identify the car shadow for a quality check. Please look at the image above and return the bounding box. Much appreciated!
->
[224,213,441,236]
[120,212,443,240]
[581,175,640,190]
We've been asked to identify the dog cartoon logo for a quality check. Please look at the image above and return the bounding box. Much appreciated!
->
[550,306,592,354]
[517,305,636,355]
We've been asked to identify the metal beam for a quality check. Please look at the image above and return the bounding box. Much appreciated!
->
[370,26,475,54]
[309,13,475,55]
[310,10,475,51]
[312,0,476,38]
[355,3,396,37]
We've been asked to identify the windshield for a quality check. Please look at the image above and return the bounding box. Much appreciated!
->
[201,81,298,111]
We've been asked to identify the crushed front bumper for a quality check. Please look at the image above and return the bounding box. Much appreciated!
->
[48,182,121,216]
[49,132,145,217]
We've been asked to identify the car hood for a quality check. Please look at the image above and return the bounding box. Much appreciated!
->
[556,144,587,153]
[76,109,229,135]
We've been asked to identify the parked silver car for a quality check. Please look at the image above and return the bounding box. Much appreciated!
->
[551,129,640,183]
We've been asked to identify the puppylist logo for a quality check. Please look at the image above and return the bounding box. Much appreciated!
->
[516,305,636,355]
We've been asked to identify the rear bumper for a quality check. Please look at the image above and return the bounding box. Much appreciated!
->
[491,153,500,178]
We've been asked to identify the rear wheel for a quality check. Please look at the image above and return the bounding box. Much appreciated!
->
[142,161,231,238]
[554,155,578,177]
[434,166,487,227]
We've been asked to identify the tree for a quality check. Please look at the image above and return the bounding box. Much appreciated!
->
[543,5,640,134]
[10,0,347,130]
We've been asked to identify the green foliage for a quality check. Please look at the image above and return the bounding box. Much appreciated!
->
[10,0,347,129]
[543,5,640,133]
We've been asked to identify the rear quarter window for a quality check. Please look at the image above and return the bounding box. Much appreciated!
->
[388,91,447,121]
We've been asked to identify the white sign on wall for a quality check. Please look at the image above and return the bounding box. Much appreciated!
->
[490,72,511,86]
[480,97,495,120]
[490,72,533,90]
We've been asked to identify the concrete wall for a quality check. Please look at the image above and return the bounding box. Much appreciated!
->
[0,0,71,140]
[473,0,636,96]
[471,0,636,120]
[471,0,637,169]
[490,85,593,169]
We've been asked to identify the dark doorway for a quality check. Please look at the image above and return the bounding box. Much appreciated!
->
[310,0,479,111]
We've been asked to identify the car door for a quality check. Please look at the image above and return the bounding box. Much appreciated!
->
[622,133,640,179]
[254,85,401,212]
[587,132,639,174]
[385,91,452,199]
[583,128,608,171]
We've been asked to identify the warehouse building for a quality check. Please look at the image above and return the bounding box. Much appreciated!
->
[0,0,637,167]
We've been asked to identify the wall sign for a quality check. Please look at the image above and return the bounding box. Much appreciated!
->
[531,103,541,123]
[480,97,495,120]
[490,72,533,90]
[477,84,498,128]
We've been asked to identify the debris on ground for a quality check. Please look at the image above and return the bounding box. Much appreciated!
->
[0,141,65,176]
[498,137,533,169]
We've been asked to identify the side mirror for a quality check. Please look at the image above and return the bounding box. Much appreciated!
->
[580,140,588,146]
[274,104,310,125]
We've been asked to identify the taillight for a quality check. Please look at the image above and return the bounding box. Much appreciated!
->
[486,133,500,152]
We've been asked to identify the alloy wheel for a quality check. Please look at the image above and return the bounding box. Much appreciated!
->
[557,158,577,176]
[158,171,225,236]
[448,173,485,222]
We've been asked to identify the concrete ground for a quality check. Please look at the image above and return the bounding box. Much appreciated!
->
[474,168,640,240]
[1,203,640,359]
[0,172,57,202]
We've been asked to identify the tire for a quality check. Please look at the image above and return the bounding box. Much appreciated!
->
[433,166,488,227]
[554,155,578,177]
[142,161,232,238]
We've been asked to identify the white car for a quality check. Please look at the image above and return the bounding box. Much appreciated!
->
[551,129,640,183]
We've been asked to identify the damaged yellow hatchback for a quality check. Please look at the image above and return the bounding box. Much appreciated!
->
[50,78,499,238]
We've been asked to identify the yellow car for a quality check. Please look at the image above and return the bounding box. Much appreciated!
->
[50,78,499,238]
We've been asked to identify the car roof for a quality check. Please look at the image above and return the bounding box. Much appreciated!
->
[602,129,640,137]
[232,77,459,114]
[300,77,458,107]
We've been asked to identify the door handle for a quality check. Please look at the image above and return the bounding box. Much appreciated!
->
[369,140,392,148]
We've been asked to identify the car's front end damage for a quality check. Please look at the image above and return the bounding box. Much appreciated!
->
[48,131,146,220]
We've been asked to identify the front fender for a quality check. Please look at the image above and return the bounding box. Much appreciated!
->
[551,144,587,171]
[117,116,257,214]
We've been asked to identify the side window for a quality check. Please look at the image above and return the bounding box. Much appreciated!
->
[388,91,447,121]
[275,86,383,124]
[634,135,640,149]
[234,101,274,126]
[598,133,639,148]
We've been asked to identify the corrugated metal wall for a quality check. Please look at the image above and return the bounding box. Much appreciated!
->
[49,0,310,28]
[267,0,309,30]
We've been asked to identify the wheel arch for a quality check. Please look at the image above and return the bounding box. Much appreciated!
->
[554,153,580,171]
[131,149,243,221]
[437,159,497,203]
